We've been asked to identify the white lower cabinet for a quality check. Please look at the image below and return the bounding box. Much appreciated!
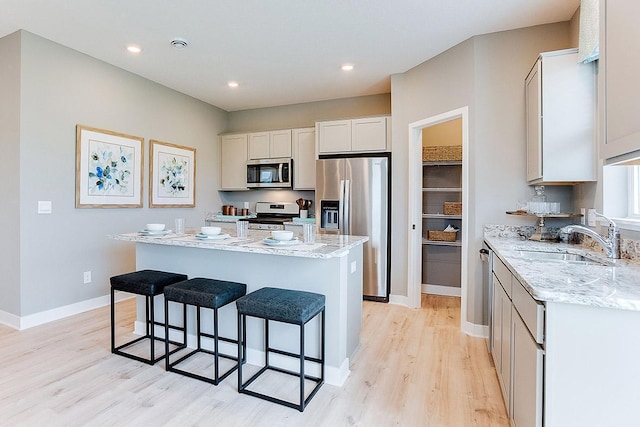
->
[492,277,512,413]
[512,310,544,427]
[490,254,544,426]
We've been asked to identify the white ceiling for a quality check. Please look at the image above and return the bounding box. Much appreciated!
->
[1,0,579,112]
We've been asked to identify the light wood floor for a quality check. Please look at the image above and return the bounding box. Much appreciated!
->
[0,295,508,426]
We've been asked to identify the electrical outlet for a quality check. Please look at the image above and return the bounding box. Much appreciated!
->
[588,209,597,227]
[580,208,586,225]
[83,271,92,284]
[350,261,357,273]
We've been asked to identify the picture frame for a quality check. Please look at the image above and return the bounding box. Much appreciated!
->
[76,125,144,208]
[149,140,196,208]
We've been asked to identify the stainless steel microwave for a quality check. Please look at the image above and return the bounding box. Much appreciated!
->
[246,158,292,188]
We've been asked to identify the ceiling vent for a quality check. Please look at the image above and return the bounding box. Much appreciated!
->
[170,38,189,49]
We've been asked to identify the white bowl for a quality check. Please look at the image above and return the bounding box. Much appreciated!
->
[201,226,221,236]
[145,223,165,231]
[271,230,294,241]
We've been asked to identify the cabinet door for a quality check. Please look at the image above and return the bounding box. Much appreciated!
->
[352,117,387,152]
[499,284,512,414]
[317,120,352,154]
[491,279,503,373]
[492,278,512,415]
[248,132,270,159]
[219,134,248,190]
[270,129,292,158]
[512,312,543,427]
[293,127,316,190]
[525,61,542,182]
[602,0,640,160]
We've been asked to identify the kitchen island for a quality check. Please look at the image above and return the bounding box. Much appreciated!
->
[485,233,640,427]
[110,230,368,386]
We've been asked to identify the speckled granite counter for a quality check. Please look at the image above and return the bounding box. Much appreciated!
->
[110,230,368,259]
[485,235,640,311]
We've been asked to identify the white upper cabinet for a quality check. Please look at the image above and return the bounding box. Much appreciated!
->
[352,117,388,152]
[317,116,390,154]
[248,129,292,160]
[601,0,640,162]
[525,49,596,184]
[219,133,248,191]
[317,120,352,153]
[292,127,316,190]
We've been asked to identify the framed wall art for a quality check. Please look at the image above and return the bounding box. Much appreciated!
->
[75,125,144,208]
[149,140,196,208]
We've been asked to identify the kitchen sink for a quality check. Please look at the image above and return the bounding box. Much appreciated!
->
[513,250,609,266]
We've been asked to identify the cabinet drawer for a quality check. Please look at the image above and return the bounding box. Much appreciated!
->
[513,278,544,344]
[493,256,512,297]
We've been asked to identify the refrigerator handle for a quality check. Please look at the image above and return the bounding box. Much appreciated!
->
[343,179,350,234]
[339,179,345,234]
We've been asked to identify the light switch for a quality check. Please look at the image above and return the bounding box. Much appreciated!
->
[588,209,596,227]
[38,201,52,214]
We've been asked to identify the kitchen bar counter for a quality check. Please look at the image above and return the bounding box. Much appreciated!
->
[110,230,368,386]
[111,230,367,259]
[484,235,640,311]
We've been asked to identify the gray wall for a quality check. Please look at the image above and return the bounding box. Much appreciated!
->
[227,94,391,132]
[10,31,227,316]
[0,32,21,315]
[391,22,572,325]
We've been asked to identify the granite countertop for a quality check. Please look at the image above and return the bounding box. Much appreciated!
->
[485,235,640,311]
[110,230,368,259]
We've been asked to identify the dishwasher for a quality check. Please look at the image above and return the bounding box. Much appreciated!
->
[479,243,493,353]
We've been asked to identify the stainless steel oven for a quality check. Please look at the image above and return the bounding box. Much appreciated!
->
[242,202,299,230]
[246,158,292,188]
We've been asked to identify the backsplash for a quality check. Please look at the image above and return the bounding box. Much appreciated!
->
[484,224,640,261]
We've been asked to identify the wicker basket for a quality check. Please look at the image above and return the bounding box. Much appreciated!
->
[422,145,462,162]
[444,202,462,215]
[427,230,458,242]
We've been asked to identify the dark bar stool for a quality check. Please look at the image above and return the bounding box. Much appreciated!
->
[110,269,187,364]
[163,278,247,385]
[236,287,325,412]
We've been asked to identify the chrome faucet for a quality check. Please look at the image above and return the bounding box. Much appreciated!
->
[560,213,621,259]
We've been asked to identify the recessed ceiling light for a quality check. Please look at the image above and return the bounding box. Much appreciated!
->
[341,64,354,71]
[171,38,189,49]
[228,81,239,88]
[127,45,142,54]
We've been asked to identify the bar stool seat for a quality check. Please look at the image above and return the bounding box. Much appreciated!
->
[110,269,187,365]
[236,287,325,412]
[164,278,247,385]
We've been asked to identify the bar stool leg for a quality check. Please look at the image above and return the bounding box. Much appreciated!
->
[149,295,155,362]
[110,287,116,352]
[213,307,219,381]
[300,322,305,411]
[237,313,243,390]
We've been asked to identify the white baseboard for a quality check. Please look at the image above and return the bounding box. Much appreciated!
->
[0,292,134,331]
[388,293,410,306]
[422,284,462,297]
[462,321,489,338]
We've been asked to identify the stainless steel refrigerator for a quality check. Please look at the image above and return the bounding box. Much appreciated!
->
[316,156,390,301]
